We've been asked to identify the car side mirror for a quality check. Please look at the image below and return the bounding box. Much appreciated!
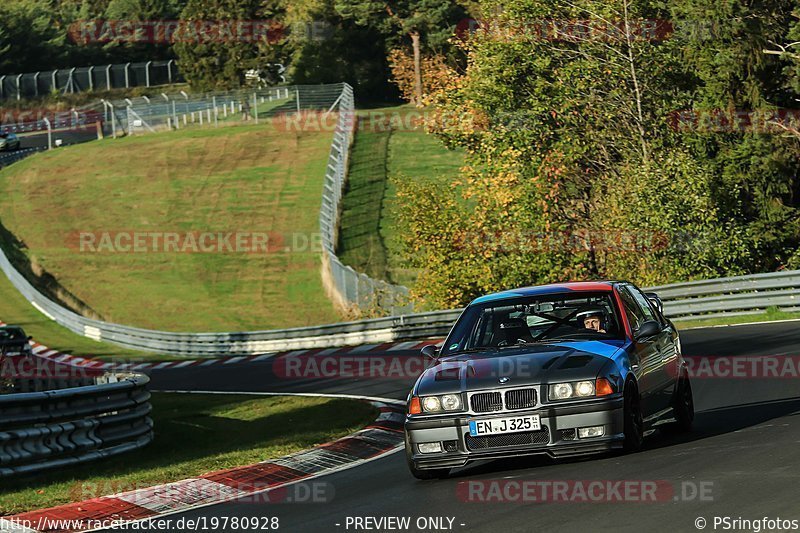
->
[644,292,664,314]
[635,320,661,341]
[420,345,440,359]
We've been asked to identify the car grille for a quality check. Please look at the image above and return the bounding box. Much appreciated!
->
[470,392,502,413]
[465,426,550,450]
[504,388,537,410]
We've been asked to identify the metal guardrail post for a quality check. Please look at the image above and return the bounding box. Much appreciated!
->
[43,117,52,150]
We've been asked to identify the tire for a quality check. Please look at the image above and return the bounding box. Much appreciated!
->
[671,373,694,432]
[405,433,450,480]
[622,383,644,453]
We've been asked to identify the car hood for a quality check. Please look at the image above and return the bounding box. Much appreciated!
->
[415,340,626,396]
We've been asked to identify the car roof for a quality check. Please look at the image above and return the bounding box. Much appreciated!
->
[471,281,619,305]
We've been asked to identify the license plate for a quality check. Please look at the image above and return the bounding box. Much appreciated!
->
[469,415,540,436]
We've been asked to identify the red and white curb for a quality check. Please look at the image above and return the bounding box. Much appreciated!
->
[1,399,406,533]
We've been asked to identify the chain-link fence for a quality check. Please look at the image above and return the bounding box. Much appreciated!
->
[319,84,413,317]
[115,83,345,135]
[0,60,180,100]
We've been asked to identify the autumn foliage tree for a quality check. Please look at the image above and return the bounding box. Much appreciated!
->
[397,0,800,309]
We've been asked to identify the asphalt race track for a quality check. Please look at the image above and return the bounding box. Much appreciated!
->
[136,321,800,533]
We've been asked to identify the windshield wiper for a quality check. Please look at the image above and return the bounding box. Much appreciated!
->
[445,347,497,356]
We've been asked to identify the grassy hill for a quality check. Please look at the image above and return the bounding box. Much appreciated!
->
[0,124,341,332]
[337,106,465,286]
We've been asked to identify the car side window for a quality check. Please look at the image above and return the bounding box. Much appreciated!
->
[631,287,667,325]
[618,287,647,332]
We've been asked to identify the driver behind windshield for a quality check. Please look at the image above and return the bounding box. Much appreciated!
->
[579,309,607,333]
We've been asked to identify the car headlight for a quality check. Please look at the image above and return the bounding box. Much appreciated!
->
[440,394,462,411]
[420,394,463,413]
[549,380,596,401]
[422,396,442,412]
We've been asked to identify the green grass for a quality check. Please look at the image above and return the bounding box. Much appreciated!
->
[0,124,342,332]
[0,393,377,515]
[675,307,800,330]
[337,105,464,286]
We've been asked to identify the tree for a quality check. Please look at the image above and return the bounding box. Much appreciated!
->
[277,0,395,99]
[334,0,467,105]
[174,0,278,90]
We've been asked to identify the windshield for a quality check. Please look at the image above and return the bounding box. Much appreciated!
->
[441,291,624,356]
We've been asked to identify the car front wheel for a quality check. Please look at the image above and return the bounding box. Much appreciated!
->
[623,384,644,452]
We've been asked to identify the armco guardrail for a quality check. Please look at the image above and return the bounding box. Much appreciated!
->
[648,269,800,319]
[0,374,152,477]
[2,221,800,355]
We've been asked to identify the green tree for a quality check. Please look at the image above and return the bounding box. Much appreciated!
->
[174,0,277,90]
[334,0,467,105]
[277,0,394,99]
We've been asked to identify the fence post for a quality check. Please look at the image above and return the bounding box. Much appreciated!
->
[213,96,218,127]
[0,75,4,99]
[167,60,174,84]
[145,61,152,87]
[106,64,112,90]
[108,102,117,138]
[43,118,52,149]
[67,68,76,94]
[296,88,301,116]
[253,92,259,124]
[124,63,131,88]
[33,72,39,97]
[172,101,178,129]
[15,74,22,100]
[87,66,93,92]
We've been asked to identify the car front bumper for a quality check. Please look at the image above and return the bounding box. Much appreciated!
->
[405,396,625,470]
